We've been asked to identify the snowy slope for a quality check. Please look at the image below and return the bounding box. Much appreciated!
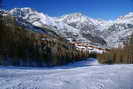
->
[9,8,86,43]
[58,12,133,48]
[57,13,108,46]
[7,8,108,46]
[103,13,133,47]
[0,58,133,89]
[57,13,109,31]
[1,8,133,48]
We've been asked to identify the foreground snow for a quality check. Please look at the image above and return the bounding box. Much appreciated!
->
[0,58,133,89]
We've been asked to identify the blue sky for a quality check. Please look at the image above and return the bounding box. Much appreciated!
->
[2,0,133,20]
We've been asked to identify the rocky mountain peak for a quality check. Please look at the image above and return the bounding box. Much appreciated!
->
[1,8,133,48]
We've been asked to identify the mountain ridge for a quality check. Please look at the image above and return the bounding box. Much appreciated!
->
[1,7,133,48]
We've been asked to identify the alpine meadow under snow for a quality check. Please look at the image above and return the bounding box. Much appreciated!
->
[0,59,133,89]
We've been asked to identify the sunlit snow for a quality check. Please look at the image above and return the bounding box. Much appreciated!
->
[0,58,133,89]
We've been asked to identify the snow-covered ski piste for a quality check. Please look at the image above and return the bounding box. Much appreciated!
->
[0,58,133,89]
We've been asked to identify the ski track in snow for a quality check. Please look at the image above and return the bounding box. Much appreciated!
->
[0,58,133,89]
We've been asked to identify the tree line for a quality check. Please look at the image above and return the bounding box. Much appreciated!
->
[97,34,133,64]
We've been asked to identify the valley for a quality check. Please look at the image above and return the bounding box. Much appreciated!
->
[0,5,133,89]
[1,0,133,88]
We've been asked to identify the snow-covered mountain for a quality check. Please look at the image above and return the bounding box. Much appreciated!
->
[7,8,107,47]
[102,13,133,47]
[58,12,133,47]
[57,13,109,46]
[8,8,87,43]
[1,7,133,48]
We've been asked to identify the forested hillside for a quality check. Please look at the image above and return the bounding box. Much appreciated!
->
[0,14,91,66]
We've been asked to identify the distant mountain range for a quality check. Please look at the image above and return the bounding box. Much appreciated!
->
[1,7,133,48]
